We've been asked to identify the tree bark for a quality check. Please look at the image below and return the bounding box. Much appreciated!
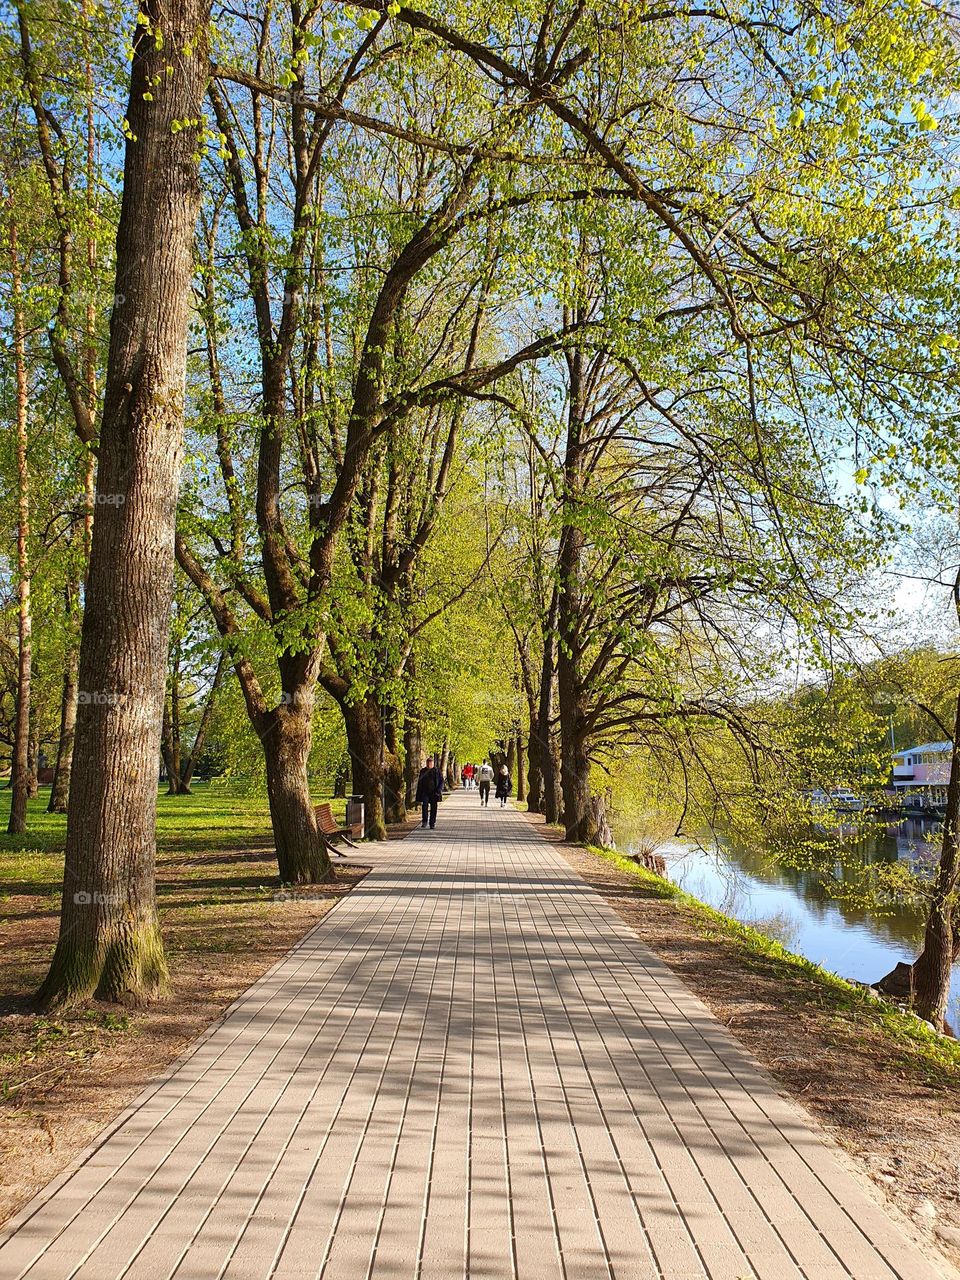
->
[7,213,31,836]
[526,701,543,813]
[516,727,526,804]
[160,695,175,788]
[38,0,210,1009]
[343,695,387,841]
[27,731,39,799]
[556,348,598,845]
[333,761,348,799]
[383,715,406,824]
[403,709,421,807]
[179,652,224,792]
[49,640,79,813]
[167,652,182,794]
[536,584,560,822]
[262,699,331,883]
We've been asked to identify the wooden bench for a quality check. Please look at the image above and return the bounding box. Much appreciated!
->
[315,802,360,857]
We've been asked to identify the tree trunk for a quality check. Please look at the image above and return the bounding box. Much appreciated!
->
[49,640,79,813]
[7,214,31,836]
[526,701,543,813]
[911,695,960,1028]
[179,652,224,792]
[333,761,348,799]
[557,562,592,842]
[37,0,210,1009]
[590,790,615,849]
[535,584,560,822]
[516,727,526,804]
[167,653,182,794]
[383,716,406,824]
[27,731,39,799]
[403,711,421,807]
[262,700,331,883]
[556,519,596,841]
[160,695,175,786]
[343,695,387,841]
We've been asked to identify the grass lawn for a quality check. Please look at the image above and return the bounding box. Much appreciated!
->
[0,779,369,1227]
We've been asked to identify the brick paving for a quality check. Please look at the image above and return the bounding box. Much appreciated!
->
[0,790,952,1279]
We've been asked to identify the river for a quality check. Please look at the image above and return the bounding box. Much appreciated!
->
[621,817,960,1026]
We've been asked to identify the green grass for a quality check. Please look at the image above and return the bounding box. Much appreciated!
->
[0,779,328,900]
[0,779,277,854]
[588,844,960,1081]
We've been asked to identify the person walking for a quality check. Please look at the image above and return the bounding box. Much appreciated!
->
[477,760,494,806]
[415,755,444,829]
[495,763,511,808]
[462,762,473,790]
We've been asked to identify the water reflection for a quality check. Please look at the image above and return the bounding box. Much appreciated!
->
[621,818,959,1025]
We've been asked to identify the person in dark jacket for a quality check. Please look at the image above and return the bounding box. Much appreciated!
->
[415,756,444,829]
[495,764,511,807]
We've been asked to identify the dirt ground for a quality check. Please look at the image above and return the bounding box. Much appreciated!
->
[0,839,372,1228]
[525,812,960,1270]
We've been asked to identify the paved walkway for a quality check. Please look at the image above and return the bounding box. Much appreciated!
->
[0,792,951,1279]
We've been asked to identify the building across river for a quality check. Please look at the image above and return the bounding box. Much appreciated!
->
[891,740,951,811]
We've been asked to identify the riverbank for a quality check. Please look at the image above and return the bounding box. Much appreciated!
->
[523,810,960,1270]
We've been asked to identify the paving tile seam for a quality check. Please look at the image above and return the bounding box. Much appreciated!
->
[310,877,452,1279]
[368,885,464,1280]
[530,878,828,1280]
[0,796,953,1280]
[535,857,906,1278]
[167,884,452,1280]
[13,857,446,1280]
[488,891,566,1280]
[0,880,381,1266]
[10,912,394,1280]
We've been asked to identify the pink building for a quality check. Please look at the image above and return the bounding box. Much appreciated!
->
[891,741,951,808]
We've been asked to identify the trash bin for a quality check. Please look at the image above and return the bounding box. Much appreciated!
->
[345,796,365,839]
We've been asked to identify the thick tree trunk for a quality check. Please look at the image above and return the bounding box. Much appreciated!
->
[343,695,387,841]
[552,373,599,844]
[383,717,406,824]
[8,215,31,836]
[262,701,331,883]
[403,712,421,807]
[526,702,543,813]
[535,585,560,822]
[37,0,210,1009]
[516,727,526,804]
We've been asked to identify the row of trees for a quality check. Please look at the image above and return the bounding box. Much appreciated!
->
[3,0,960,1019]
